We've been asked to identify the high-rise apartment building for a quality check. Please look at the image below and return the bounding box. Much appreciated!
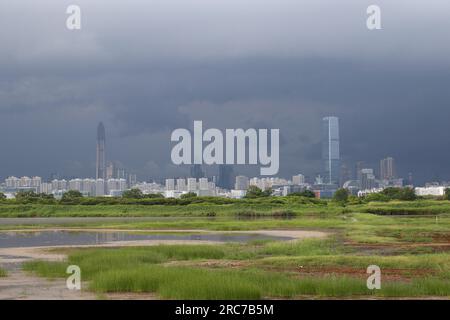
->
[176,178,187,191]
[360,168,376,190]
[187,178,197,192]
[95,179,105,196]
[106,161,115,180]
[235,175,249,190]
[380,157,396,180]
[165,179,175,191]
[292,174,305,185]
[199,178,209,191]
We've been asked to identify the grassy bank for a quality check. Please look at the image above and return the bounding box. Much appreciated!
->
[2,199,450,218]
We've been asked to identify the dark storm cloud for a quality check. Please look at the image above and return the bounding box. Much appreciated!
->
[0,0,450,182]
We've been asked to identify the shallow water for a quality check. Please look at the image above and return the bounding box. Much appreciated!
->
[0,216,291,226]
[0,217,210,225]
[0,230,291,248]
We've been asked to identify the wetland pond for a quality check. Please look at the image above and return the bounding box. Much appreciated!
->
[0,230,292,248]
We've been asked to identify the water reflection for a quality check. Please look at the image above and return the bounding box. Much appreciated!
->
[0,231,291,248]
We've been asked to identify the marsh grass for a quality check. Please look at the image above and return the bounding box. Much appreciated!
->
[90,266,377,299]
[23,241,450,298]
[259,238,345,256]
[257,253,450,272]
[14,199,450,299]
[24,245,229,279]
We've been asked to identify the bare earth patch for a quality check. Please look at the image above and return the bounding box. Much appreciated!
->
[0,270,96,300]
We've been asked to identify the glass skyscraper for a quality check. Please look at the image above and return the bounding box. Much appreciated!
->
[322,116,340,185]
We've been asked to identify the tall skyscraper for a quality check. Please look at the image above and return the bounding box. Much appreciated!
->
[380,157,396,180]
[321,116,340,185]
[96,122,106,181]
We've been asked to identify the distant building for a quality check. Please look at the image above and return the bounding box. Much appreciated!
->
[379,178,403,189]
[107,178,127,195]
[190,164,204,179]
[380,157,396,180]
[176,178,187,191]
[360,168,377,190]
[283,185,307,196]
[217,165,234,190]
[235,176,249,190]
[82,178,96,196]
[4,176,41,193]
[415,186,445,197]
[95,179,105,196]
[339,164,351,187]
[342,180,360,195]
[248,177,289,191]
[358,188,384,197]
[198,178,209,191]
[355,161,365,187]
[408,172,414,186]
[292,174,305,185]
[322,116,340,185]
[165,179,175,191]
[106,161,115,180]
[69,178,82,191]
[230,190,247,199]
[51,179,67,191]
[96,122,106,181]
[128,174,137,187]
[187,178,197,192]
[40,182,53,194]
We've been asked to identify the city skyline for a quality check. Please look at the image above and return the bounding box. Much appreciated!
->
[1,1,450,184]
[0,118,442,186]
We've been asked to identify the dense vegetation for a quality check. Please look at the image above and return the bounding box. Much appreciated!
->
[0,187,444,211]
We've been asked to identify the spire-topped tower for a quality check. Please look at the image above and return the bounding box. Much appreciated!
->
[96,122,106,180]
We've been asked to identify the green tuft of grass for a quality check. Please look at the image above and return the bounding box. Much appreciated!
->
[259,238,344,257]
[0,268,7,277]
[89,265,375,299]
[91,266,263,299]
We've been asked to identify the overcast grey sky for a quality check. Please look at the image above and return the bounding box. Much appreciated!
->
[0,0,449,183]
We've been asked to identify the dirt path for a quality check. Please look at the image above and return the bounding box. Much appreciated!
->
[0,270,96,300]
